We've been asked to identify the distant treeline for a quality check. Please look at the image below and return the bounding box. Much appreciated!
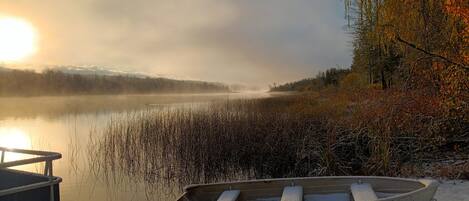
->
[0,69,229,96]
[270,68,351,91]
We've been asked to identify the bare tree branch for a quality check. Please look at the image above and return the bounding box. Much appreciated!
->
[395,36,469,71]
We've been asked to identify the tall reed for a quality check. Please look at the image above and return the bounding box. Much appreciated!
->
[89,95,468,192]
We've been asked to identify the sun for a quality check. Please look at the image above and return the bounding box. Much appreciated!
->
[0,16,38,62]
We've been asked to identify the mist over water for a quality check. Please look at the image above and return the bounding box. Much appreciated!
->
[0,92,279,201]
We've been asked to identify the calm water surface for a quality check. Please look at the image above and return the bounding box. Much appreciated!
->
[0,92,278,201]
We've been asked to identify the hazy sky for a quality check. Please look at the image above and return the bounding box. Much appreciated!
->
[1,0,352,87]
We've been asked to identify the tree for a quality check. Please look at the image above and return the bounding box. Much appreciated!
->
[345,0,468,116]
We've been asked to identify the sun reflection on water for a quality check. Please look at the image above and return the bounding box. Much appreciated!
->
[0,127,32,162]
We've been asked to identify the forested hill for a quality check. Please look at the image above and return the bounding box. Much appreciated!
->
[0,68,229,96]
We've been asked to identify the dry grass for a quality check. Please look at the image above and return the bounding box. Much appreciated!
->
[89,91,469,189]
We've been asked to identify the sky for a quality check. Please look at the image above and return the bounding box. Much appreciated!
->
[0,0,352,87]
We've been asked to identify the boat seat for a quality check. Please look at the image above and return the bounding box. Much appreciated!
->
[350,183,378,201]
[280,186,303,201]
[217,190,241,201]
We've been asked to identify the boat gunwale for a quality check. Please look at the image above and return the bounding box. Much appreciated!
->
[183,176,426,191]
[378,179,438,201]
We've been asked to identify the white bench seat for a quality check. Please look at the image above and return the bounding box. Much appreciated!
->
[280,186,303,201]
[351,183,378,201]
[217,190,241,201]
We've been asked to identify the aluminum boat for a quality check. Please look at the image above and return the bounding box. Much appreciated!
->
[178,176,438,201]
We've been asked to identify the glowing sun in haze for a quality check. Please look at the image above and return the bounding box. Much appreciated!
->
[0,16,38,62]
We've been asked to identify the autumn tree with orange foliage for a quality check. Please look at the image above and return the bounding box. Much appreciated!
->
[345,0,468,119]
[445,0,468,65]
[340,0,469,171]
[268,0,468,176]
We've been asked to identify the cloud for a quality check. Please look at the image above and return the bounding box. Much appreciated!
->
[0,0,352,87]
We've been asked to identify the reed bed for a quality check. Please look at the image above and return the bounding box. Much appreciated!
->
[89,95,469,192]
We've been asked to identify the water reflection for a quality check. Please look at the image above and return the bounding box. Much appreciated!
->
[0,92,277,119]
[0,93,287,201]
[0,127,32,162]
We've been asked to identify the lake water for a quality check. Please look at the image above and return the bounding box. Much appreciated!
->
[0,92,278,201]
